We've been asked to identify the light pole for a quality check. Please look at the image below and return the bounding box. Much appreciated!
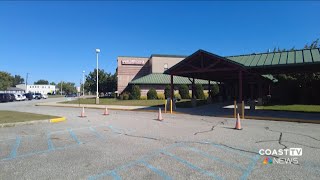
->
[82,70,85,96]
[95,48,100,104]
[26,73,29,93]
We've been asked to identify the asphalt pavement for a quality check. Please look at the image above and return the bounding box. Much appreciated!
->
[0,98,319,179]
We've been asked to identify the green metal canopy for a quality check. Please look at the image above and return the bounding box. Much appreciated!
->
[129,73,212,85]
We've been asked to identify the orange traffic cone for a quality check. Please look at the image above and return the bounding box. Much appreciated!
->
[103,107,109,115]
[235,113,242,130]
[157,108,163,121]
[80,107,86,118]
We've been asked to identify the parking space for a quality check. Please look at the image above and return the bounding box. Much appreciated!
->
[0,100,320,179]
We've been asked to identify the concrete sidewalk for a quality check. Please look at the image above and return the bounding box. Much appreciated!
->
[36,101,159,111]
[36,101,320,124]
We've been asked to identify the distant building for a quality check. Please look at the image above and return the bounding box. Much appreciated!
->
[117,54,210,96]
[16,84,56,94]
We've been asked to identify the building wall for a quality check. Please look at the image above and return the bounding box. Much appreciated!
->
[16,84,56,94]
[117,56,150,94]
[150,56,185,73]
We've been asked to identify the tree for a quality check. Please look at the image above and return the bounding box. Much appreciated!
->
[84,69,117,94]
[12,75,24,86]
[56,82,77,94]
[0,71,13,90]
[194,84,205,99]
[50,82,56,85]
[34,79,49,85]
[164,85,171,99]
[129,85,141,100]
[179,84,190,99]
[147,88,157,100]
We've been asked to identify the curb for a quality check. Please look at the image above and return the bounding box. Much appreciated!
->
[0,117,66,128]
[50,117,66,123]
[222,115,320,124]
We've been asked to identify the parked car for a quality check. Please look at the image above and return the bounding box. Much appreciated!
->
[8,94,15,102]
[34,93,42,99]
[0,93,10,103]
[24,93,33,100]
[14,94,23,101]
[65,93,77,97]
[42,94,48,99]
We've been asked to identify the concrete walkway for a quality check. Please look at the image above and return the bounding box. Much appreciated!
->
[36,101,159,111]
[36,100,320,123]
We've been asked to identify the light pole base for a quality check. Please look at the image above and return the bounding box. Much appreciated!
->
[96,97,99,104]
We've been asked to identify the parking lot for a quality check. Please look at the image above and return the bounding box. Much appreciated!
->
[0,98,320,179]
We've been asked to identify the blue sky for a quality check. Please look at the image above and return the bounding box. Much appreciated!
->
[1,1,319,85]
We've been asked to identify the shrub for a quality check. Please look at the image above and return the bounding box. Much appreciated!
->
[179,84,190,99]
[140,95,147,100]
[204,92,209,99]
[164,85,171,99]
[119,94,124,100]
[209,84,220,97]
[122,92,130,100]
[147,88,157,100]
[157,93,165,100]
[129,85,141,100]
[174,93,181,100]
[195,84,205,99]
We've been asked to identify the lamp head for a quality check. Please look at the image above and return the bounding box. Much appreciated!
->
[95,49,100,53]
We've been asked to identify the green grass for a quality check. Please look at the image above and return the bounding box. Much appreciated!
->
[257,105,320,113]
[0,111,59,124]
[61,98,208,108]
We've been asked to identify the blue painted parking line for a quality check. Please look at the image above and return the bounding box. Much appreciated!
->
[140,160,172,180]
[110,171,122,180]
[68,128,82,144]
[47,132,54,151]
[161,150,223,180]
[240,154,260,180]
[87,143,183,179]
[8,136,21,159]
[108,125,122,134]
[184,146,246,171]
[89,127,105,140]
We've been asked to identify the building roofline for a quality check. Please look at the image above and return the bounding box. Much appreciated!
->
[118,56,149,58]
[226,48,320,58]
[151,54,188,58]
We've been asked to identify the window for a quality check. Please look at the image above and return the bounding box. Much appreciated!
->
[164,63,168,71]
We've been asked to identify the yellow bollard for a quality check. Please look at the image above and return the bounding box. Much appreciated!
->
[164,100,167,113]
[242,100,245,119]
[234,100,237,118]
[170,99,173,114]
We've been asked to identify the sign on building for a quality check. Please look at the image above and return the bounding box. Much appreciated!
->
[121,60,145,65]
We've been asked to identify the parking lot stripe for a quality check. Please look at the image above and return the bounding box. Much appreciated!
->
[89,127,104,140]
[162,151,222,180]
[108,125,122,134]
[47,132,54,151]
[184,146,246,171]
[240,154,260,180]
[67,128,82,144]
[8,136,21,159]
[110,171,121,180]
[140,161,172,180]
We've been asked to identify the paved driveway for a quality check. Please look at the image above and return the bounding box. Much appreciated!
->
[0,99,320,179]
